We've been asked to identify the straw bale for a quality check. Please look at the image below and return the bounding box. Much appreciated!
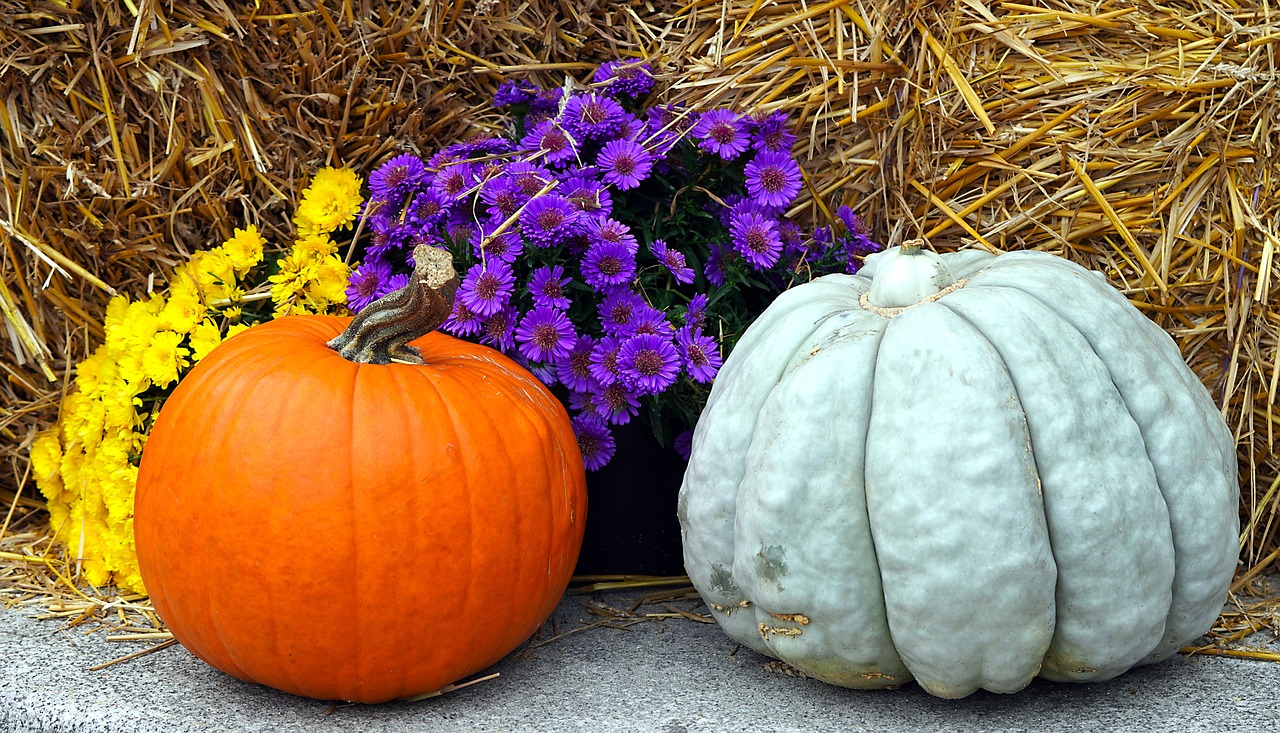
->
[1,0,1278,599]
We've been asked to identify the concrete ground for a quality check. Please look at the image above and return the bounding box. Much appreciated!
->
[2,586,1278,733]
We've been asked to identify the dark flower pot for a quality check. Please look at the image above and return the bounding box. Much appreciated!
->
[574,419,689,577]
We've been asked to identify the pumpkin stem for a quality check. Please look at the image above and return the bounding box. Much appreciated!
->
[899,238,925,255]
[327,244,459,365]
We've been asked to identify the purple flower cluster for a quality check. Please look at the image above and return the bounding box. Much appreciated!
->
[348,60,879,469]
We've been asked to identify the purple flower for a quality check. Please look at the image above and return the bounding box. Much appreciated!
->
[559,172,612,218]
[589,336,625,385]
[582,240,636,291]
[677,326,722,383]
[597,139,653,191]
[572,416,616,471]
[749,111,796,153]
[598,290,646,335]
[529,265,572,309]
[630,306,675,338]
[563,92,626,143]
[432,162,477,200]
[586,217,638,254]
[618,333,681,396]
[674,429,694,461]
[529,87,564,119]
[479,306,519,351]
[473,226,523,264]
[480,176,526,221]
[650,239,695,284]
[376,272,409,299]
[515,306,577,363]
[730,211,782,269]
[493,78,537,107]
[593,59,654,100]
[453,136,511,157]
[557,335,597,393]
[686,293,709,330]
[704,243,728,287]
[505,161,555,198]
[369,154,427,201]
[459,259,515,317]
[522,120,578,167]
[520,194,581,248]
[592,381,640,425]
[346,258,392,312]
[779,220,806,259]
[444,300,484,337]
[405,189,450,230]
[692,109,749,161]
[745,151,803,208]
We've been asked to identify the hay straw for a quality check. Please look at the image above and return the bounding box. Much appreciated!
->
[1,0,1278,644]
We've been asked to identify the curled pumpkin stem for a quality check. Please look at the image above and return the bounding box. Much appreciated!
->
[328,244,459,365]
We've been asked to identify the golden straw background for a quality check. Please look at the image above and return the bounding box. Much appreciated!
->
[1,0,1277,649]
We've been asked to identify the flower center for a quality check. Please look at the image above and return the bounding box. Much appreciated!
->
[476,274,499,299]
[543,128,568,152]
[536,208,566,230]
[517,174,545,197]
[609,303,632,325]
[578,432,600,457]
[598,256,622,277]
[633,350,663,376]
[582,101,607,125]
[601,384,627,409]
[760,167,786,192]
[442,172,466,196]
[495,191,520,216]
[710,123,737,144]
[687,343,708,366]
[386,167,409,187]
[484,312,509,337]
[612,153,636,175]
[569,349,591,377]
[746,228,769,252]
[357,275,379,298]
[533,324,559,351]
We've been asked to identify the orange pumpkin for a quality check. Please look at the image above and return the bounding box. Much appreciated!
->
[134,246,586,703]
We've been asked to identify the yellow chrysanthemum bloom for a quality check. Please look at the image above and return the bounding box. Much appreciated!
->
[141,331,190,388]
[221,224,267,274]
[308,254,353,307]
[189,320,223,363]
[294,166,363,236]
[185,249,238,302]
[158,277,206,334]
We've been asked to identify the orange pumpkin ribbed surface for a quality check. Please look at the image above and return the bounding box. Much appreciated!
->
[134,249,586,704]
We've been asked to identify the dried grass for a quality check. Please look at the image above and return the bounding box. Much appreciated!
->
[1,0,1278,650]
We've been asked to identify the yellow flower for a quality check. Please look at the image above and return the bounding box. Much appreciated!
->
[225,323,251,340]
[158,277,206,334]
[220,225,267,274]
[308,254,352,306]
[141,331,190,388]
[268,250,314,314]
[293,232,337,262]
[30,432,64,498]
[185,249,238,302]
[294,167,363,236]
[189,319,223,362]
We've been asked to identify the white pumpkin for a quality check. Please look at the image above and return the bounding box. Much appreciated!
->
[678,244,1239,698]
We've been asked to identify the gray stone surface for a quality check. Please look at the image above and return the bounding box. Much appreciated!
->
[2,588,1278,733]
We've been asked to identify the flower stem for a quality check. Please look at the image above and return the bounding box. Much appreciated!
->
[327,244,458,365]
